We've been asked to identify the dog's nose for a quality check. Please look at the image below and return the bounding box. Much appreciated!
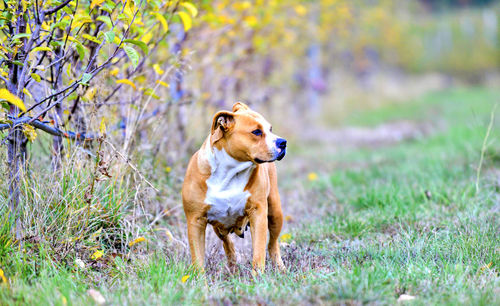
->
[276,138,287,149]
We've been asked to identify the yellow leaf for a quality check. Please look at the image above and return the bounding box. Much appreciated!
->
[31,46,52,53]
[30,73,41,83]
[113,35,121,45]
[0,267,7,283]
[280,233,291,243]
[284,215,293,222]
[23,88,32,99]
[99,118,106,134]
[85,88,97,101]
[294,5,307,16]
[116,79,136,89]
[90,0,106,9]
[123,0,135,20]
[152,13,169,33]
[110,67,119,76]
[480,262,492,271]
[0,89,27,112]
[82,34,102,44]
[181,275,190,283]
[90,250,104,260]
[22,124,37,142]
[164,228,174,240]
[307,172,318,181]
[232,1,251,11]
[177,11,192,32]
[141,31,154,44]
[181,2,198,17]
[156,80,169,88]
[71,17,93,31]
[128,237,146,247]
[243,15,258,27]
[153,64,164,75]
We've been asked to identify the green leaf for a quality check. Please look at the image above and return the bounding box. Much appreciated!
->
[50,40,64,48]
[62,6,73,15]
[11,33,31,40]
[117,13,130,23]
[123,39,148,55]
[124,45,139,69]
[143,88,160,99]
[104,31,115,43]
[97,15,112,29]
[74,42,86,60]
[80,73,92,85]
[1,101,10,112]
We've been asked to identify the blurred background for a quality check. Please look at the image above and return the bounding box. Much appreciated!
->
[163,0,500,169]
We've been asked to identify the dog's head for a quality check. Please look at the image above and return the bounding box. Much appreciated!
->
[210,102,287,164]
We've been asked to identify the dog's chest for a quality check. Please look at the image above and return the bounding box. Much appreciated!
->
[204,148,255,227]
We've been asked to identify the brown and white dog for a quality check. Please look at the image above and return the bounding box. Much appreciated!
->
[182,102,287,272]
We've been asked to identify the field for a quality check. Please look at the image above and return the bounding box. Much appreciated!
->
[0,87,498,305]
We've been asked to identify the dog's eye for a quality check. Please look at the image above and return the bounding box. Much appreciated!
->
[251,129,263,136]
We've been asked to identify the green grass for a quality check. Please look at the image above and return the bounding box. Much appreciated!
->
[1,87,499,304]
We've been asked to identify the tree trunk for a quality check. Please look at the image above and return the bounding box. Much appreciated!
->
[7,74,27,240]
[51,29,65,170]
[7,3,28,240]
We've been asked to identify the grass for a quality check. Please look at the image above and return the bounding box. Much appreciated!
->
[1,87,499,305]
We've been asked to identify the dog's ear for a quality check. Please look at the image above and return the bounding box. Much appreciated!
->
[211,111,235,145]
[232,102,249,112]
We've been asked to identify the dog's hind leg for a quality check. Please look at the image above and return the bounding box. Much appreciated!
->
[213,228,237,271]
[267,163,285,270]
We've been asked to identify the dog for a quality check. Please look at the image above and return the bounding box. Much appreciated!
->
[182,102,287,272]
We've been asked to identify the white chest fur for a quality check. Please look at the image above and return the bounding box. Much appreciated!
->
[204,146,255,228]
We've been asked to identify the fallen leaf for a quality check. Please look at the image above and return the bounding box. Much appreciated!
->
[181,275,190,283]
[397,294,416,302]
[128,237,146,247]
[87,289,105,305]
[91,250,104,260]
[280,233,292,243]
[480,262,492,271]
[164,229,174,240]
[75,258,85,269]
[284,215,293,222]
[308,172,318,181]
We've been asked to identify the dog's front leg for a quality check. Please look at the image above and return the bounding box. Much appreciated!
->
[187,215,207,270]
[249,205,268,273]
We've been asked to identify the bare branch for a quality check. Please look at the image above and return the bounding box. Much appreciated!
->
[0,116,96,141]
[44,0,72,16]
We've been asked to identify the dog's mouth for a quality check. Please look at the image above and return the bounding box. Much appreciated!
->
[276,148,286,161]
[254,149,286,164]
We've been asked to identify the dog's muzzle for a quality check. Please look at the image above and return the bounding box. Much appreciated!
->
[275,138,287,161]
